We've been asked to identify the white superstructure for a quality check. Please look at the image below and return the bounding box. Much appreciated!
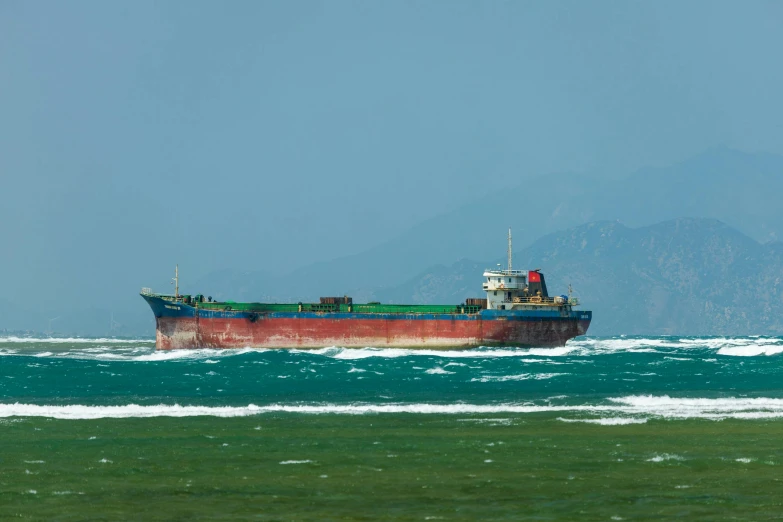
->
[481,229,578,310]
[483,268,529,310]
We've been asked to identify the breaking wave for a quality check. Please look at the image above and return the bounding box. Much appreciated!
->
[1,336,783,360]
[300,346,577,359]
[0,337,153,344]
[4,396,783,420]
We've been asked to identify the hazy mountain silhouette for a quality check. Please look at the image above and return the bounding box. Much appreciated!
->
[6,148,783,337]
[379,218,783,336]
[195,147,783,301]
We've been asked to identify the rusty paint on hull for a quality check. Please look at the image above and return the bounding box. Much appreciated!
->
[154,315,590,350]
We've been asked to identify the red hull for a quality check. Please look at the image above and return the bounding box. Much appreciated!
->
[156,316,590,349]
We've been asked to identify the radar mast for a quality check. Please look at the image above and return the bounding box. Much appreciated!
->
[507,228,512,272]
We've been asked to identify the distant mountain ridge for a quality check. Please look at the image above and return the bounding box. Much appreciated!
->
[8,147,783,337]
[377,218,783,336]
[13,216,783,337]
[196,147,783,302]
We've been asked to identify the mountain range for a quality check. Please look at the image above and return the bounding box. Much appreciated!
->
[6,148,783,337]
[377,218,783,336]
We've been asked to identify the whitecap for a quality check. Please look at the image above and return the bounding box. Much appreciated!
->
[718,345,783,357]
[305,346,577,360]
[557,417,647,425]
[647,453,683,462]
[471,373,566,382]
[425,367,455,375]
[0,337,152,344]
[2,395,783,420]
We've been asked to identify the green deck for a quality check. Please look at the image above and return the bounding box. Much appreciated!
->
[185,299,483,315]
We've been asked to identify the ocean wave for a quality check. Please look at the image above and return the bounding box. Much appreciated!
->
[604,395,783,419]
[647,453,684,462]
[93,347,269,362]
[570,336,783,356]
[300,346,577,359]
[0,346,269,362]
[4,395,783,419]
[0,337,153,344]
[2,336,783,361]
[424,367,455,375]
[557,417,647,425]
[470,372,567,383]
[0,402,578,419]
[717,345,783,357]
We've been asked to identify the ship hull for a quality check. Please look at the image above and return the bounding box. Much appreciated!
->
[144,295,591,350]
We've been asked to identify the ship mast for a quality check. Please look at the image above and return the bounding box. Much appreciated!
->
[507,228,512,272]
[174,264,179,298]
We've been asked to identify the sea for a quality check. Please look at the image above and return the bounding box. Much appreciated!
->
[2,335,783,520]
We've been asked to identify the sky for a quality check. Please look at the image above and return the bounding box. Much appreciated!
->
[1,0,782,312]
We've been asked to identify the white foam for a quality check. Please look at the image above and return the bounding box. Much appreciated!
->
[280,460,313,465]
[305,346,577,360]
[0,337,152,344]
[557,417,647,425]
[570,336,783,356]
[456,418,513,425]
[293,337,783,359]
[425,367,455,375]
[608,395,783,419]
[471,373,566,382]
[0,402,587,418]
[718,345,783,357]
[647,453,683,462]
[3,395,783,420]
[93,347,268,362]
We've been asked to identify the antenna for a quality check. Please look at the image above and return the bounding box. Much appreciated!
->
[171,264,179,298]
[507,228,512,272]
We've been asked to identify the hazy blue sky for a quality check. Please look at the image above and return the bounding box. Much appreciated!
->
[2,0,782,306]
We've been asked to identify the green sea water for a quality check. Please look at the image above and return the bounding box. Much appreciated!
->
[1,336,783,520]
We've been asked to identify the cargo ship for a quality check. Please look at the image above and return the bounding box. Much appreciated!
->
[141,231,591,349]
